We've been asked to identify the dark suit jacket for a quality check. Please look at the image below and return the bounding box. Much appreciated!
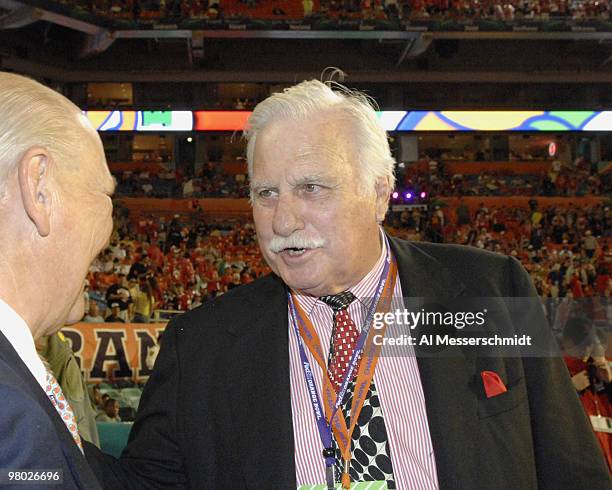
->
[85,238,610,489]
[0,331,102,490]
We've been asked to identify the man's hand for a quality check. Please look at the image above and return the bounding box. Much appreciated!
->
[571,370,590,391]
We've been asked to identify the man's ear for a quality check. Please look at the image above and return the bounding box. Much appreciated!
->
[18,147,53,237]
[374,176,392,223]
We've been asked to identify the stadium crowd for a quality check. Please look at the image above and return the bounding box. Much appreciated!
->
[28,0,611,23]
[401,156,609,198]
[112,156,609,199]
[84,208,267,319]
[83,195,610,325]
[388,202,610,298]
[113,163,249,198]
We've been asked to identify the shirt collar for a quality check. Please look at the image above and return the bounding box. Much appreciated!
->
[0,298,47,391]
[293,227,388,314]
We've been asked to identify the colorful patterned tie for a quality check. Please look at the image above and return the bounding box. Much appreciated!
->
[45,370,83,453]
[320,291,396,488]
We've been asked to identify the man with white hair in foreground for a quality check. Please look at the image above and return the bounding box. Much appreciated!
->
[0,72,114,489]
[85,80,609,489]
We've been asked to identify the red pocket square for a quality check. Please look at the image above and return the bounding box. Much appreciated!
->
[481,370,508,398]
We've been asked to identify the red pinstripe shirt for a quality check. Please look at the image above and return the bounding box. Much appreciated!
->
[289,235,439,489]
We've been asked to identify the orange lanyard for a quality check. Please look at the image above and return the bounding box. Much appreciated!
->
[290,255,397,488]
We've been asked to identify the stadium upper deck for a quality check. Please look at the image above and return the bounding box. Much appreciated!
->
[4,0,612,32]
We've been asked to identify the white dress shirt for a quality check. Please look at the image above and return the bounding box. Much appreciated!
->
[0,297,47,391]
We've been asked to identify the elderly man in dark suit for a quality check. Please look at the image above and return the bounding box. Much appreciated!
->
[85,81,609,489]
[0,72,115,489]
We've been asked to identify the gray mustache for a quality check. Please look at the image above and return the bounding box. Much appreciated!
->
[269,235,325,253]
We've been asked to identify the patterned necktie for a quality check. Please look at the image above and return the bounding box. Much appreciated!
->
[45,370,83,453]
[320,291,396,488]
[320,291,360,392]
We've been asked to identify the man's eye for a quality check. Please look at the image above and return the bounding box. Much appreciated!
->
[258,189,274,198]
[304,184,320,193]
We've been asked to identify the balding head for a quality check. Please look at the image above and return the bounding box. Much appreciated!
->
[0,72,115,339]
[0,72,99,195]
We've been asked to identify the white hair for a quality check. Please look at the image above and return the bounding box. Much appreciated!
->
[244,80,396,196]
[0,72,92,196]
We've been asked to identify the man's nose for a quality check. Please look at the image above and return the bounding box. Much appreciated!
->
[272,194,304,237]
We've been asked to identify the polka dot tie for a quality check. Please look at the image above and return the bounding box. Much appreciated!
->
[320,291,396,488]
[45,370,83,454]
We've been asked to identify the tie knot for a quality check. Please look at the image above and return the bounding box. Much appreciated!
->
[319,291,356,312]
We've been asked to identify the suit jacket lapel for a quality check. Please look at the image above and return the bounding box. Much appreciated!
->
[388,237,480,487]
[226,276,297,489]
[230,238,481,488]
[0,331,102,490]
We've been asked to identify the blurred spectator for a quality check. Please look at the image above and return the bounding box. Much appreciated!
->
[303,0,314,16]
[105,274,132,321]
[131,275,156,323]
[38,333,100,446]
[128,253,152,280]
[83,302,105,323]
[105,303,126,323]
[562,316,612,470]
[96,398,122,423]
[584,230,598,259]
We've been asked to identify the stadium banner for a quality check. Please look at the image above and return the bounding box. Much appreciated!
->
[61,323,166,381]
[85,110,612,132]
[193,110,251,131]
[85,110,193,131]
[388,111,612,132]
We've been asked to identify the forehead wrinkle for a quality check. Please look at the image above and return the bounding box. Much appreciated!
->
[295,141,349,166]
